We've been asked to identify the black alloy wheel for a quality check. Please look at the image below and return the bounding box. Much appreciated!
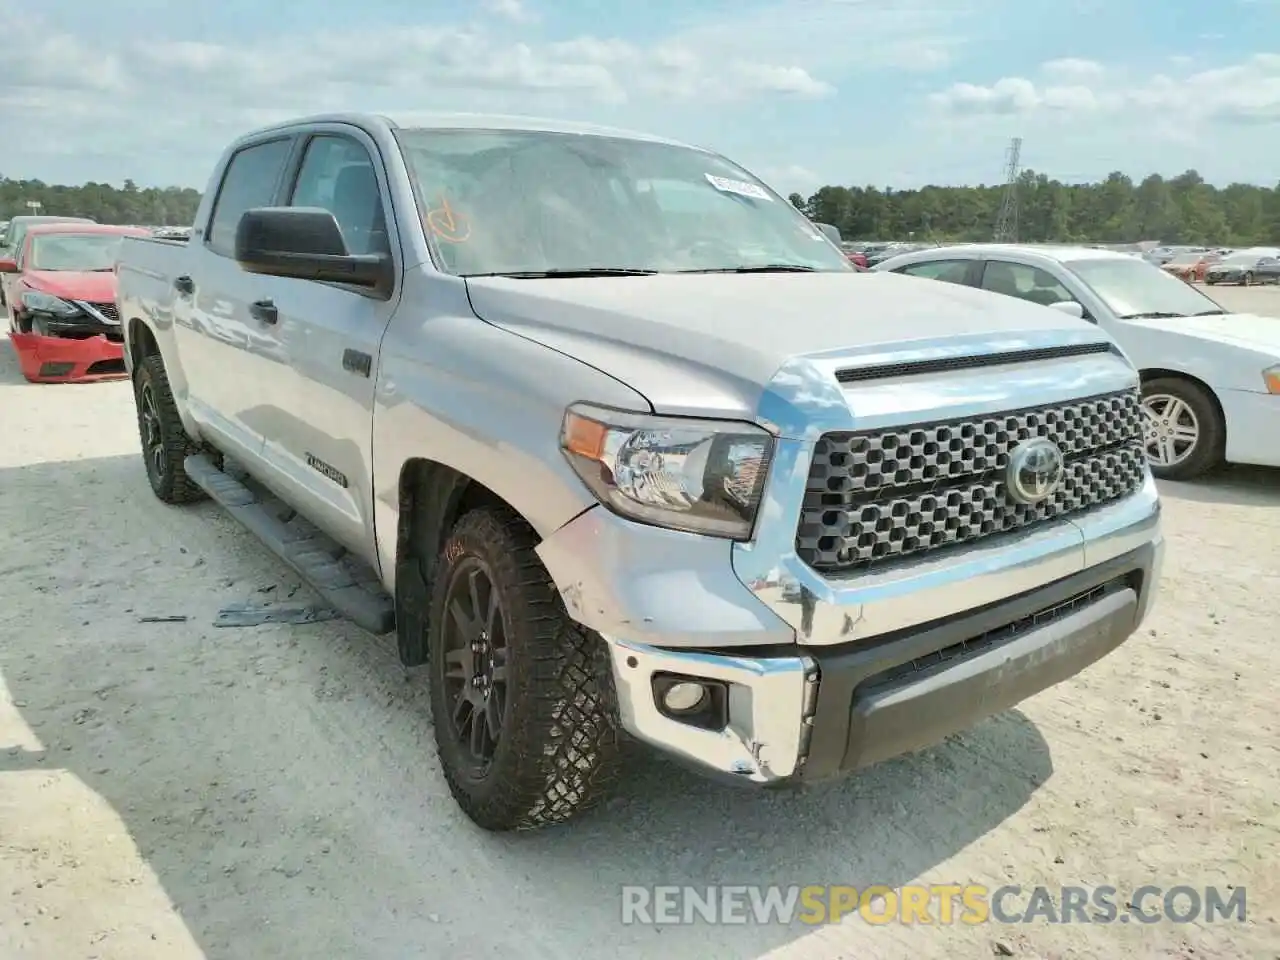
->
[139,380,168,485]
[440,558,509,770]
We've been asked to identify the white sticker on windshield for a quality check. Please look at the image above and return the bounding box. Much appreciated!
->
[705,174,772,201]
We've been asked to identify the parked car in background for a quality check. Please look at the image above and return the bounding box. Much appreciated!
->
[873,243,1280,480]
[865,242,935,267]
[1204,248,1280,285]
[1,222,148,382]
[1254,256,1280,284]
[0,215,96,307]
[839,243,868,268]
[1162,251,1220,283]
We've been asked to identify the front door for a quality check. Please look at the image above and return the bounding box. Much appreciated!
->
[251,128,403,560]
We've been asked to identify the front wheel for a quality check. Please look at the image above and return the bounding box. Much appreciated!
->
[428,506,622,831]
[1141,377,1225,481]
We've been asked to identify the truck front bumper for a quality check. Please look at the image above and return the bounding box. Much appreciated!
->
[538,479,1163,786]
[601,540,1159,784]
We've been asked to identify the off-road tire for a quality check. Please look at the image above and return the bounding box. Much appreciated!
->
[133,353,204,504]
[428,506,622,831]
[1141,376,1225,481]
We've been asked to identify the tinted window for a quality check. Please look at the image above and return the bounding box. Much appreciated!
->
[207,139,292,256]
[896,259,970,285]
[981,261,1073,306]
[289,136,389,257]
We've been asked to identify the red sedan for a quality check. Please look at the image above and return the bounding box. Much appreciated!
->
[1,222,149,383]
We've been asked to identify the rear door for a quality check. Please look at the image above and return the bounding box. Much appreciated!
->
[248,126,403,557]
[175,135,297,465]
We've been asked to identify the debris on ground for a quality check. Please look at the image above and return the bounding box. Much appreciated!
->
[213,602,340,628]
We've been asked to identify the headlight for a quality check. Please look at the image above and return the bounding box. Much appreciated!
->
[560,403,775,539]
[21,291,80,317]
[1264,364,1280,395]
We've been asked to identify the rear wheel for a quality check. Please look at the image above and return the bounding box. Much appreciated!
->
[1141,377,1224,481]
[133,353,204,503]
[428,506,621,831]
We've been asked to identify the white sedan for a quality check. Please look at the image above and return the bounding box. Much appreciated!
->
[872,244,1280,480]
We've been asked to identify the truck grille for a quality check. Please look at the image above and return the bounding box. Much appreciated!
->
[796,389,1146,572]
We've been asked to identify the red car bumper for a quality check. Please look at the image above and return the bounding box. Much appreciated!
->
[8,331,127,383]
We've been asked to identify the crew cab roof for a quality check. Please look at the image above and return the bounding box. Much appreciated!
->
[234,111,701,151]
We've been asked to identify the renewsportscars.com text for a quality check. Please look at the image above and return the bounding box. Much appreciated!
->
[620,884,1247,926]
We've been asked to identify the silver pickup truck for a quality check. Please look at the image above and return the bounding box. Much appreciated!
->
[116,113,1163,832]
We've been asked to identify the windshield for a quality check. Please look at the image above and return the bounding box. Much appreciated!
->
[1069,257,1226,318]
[29,234,125,271]
[393,128,853,277]
[1167,254,1201,265]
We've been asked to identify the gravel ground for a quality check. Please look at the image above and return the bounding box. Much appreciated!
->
[0,288,1277,960]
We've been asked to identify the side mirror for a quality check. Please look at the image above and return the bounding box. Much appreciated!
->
[814,222,842,244]
[1048,300,1085,319]
[234,207,388,288]
[0,257,16,274]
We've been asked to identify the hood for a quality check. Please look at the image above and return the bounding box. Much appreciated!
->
[1126,312,1280,355]
[463,271,1110,419]
[26,269,117,302]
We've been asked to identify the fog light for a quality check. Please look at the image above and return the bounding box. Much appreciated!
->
[662,681,706,713]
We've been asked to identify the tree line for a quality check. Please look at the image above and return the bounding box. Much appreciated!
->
[790,169,1280,246]
[0,177,201,227]
[5,167,1280,245]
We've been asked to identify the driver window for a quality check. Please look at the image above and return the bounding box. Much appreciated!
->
[289,135,390,257]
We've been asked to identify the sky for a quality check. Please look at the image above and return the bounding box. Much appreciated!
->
[3,0,1279,194]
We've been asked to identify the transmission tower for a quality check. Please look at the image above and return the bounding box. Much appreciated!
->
[993,137,1023,242]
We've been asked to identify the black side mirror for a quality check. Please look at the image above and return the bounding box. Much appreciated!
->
[814,222,842,244]
[234,207,388,289]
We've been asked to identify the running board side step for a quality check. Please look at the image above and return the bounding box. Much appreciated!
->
[184,454,395,635]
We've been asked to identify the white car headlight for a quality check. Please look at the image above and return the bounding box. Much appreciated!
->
[21,291,80,317]
[560,403,775,539]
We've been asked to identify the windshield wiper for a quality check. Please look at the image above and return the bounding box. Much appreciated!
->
[677,264,818,273]
[1117,311,1185,319]
[1191,309,1227,316]
[466,268,657,278]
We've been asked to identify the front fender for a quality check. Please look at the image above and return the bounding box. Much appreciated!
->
[370,276,651,593]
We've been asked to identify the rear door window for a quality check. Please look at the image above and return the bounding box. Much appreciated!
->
[895,259,972,285]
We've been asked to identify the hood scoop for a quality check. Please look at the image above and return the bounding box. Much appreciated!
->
[834,341,1113,384]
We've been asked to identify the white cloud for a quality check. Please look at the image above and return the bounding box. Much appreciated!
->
[0,8,862,185]
[928,53,1280,125]
[481,0,533,22]
[1040,57,1105,80]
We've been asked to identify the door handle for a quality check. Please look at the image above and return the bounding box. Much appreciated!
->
[173,275,195,295]
[250,299,278,324]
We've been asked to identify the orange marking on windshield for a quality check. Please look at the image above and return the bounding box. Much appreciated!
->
[426,196,471,243]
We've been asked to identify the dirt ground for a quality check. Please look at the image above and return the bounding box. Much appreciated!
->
[1,287,1277,960]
